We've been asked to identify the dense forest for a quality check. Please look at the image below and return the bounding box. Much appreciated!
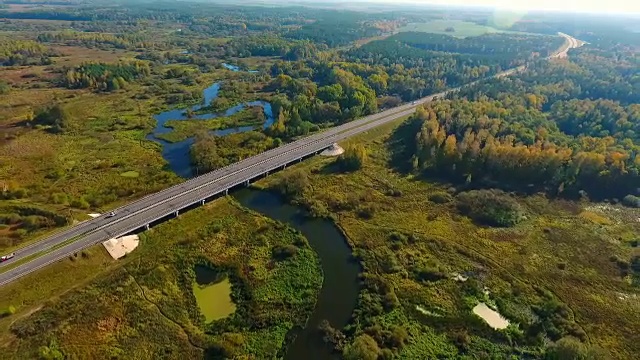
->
[406,39,640,201]
[61,61,151,91]
[2,1,640,359]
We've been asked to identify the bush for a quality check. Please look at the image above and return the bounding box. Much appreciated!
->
[276,169,310,200]
[428,191,453,204]
[622,194,640,208]
[357,204,376,219]
[70,197,90,209]
[271,244,298,260]
[343,334,380,360]
[456,189,524,227]
[336,144,367,172]
[545,336,609,360]
[0,305,15,318]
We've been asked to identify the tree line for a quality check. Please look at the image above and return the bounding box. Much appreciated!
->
[61,61,151,91]
[406,37,640,201]
[0,39,55,66]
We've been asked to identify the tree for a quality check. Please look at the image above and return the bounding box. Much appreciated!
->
[0,81,10,94]
[337,144,367,171]
[276,169,310,199]
[343,334,380,360]
[342,334,380,360]
[33,104,71,133]
[545,336,610,360]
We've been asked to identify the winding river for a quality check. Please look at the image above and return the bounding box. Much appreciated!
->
[149,66,359,359]
[234,189,360,360]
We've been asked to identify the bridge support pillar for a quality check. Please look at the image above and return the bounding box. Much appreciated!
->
[283,164,286,169]
[266,171,269,176]
[145,224,150,230]
[299,157,302,162]
[201,199,205,205]
[175,210,179,217]
[245,180,249,186]
[225,189,229,195]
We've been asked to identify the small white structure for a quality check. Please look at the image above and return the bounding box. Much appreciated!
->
[103,235,140,260]
[320,143,344,156]
[88,213,101,218]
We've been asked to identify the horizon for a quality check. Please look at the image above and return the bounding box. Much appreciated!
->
[279,0,640,15]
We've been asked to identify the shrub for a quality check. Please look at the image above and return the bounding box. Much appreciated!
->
[357,204,376,219]
[428,191,453,204]
[545,336,609,360]
[336,144,367,172]
[0,305,15,318]
[456,189,524,227]
[70,197,90,209]
[271,244,298,260]
[622,194,640,208]
[388,231,407,244]
[343,334,380,360]
[276,169,310,199]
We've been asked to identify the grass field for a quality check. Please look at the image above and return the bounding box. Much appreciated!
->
[398,20,517,37]
[0,197,322,359]
[0,54,232,248]
[257,117,640,359]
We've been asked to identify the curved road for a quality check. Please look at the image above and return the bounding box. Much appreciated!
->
[0,33,582,287]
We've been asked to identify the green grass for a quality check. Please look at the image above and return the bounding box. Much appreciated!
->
[119,170,140,178]
[255,115,640,359]
[0,197,322,359]
[192,278,236,322]
[0,252,42,274]
[398,20,516,37]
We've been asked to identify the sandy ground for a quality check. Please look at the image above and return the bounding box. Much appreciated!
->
[102,235,140,260]
[320,143,344,156]
[473,302,510,329]
[88,213,101,218]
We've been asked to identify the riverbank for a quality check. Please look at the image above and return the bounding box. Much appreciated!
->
[0,197,322,359]
[255,117,640,359]
[234,188,360,360]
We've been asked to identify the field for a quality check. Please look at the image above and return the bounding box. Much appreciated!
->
[398,20,513,37]
[0,44,237,249]
[0,197,322,359]
[257,117,640,359]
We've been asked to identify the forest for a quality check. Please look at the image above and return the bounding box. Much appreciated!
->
[1,1,639,359]
[406,39,640,201]
[61,61,151,91]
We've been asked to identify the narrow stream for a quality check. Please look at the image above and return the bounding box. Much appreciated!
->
[146,65,273,178]
[234,189,360,360]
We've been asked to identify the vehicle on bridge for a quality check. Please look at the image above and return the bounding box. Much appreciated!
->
[0,253,15,262]
[106,211,116,218]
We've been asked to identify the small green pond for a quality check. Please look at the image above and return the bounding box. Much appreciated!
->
[192,265,237,322]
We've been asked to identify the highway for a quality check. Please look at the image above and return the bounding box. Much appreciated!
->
[0,33,582,287]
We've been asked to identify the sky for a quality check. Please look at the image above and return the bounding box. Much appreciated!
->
[362,0,640,15]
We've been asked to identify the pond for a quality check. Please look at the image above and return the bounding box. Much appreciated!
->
[192,265,237,323]
[222,62,260,73]
[472,302,510,330]
[147,68,273,178]
[234,189,360,360]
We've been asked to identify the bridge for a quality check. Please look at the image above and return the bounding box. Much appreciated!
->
[0,93,441,287]
[0,33,583,287]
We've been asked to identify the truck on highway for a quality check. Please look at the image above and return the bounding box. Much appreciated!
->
[0,253,15,262]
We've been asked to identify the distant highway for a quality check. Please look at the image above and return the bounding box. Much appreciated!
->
[0,33,582,287]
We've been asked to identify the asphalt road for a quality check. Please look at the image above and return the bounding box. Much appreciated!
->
[0,33,582,287]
